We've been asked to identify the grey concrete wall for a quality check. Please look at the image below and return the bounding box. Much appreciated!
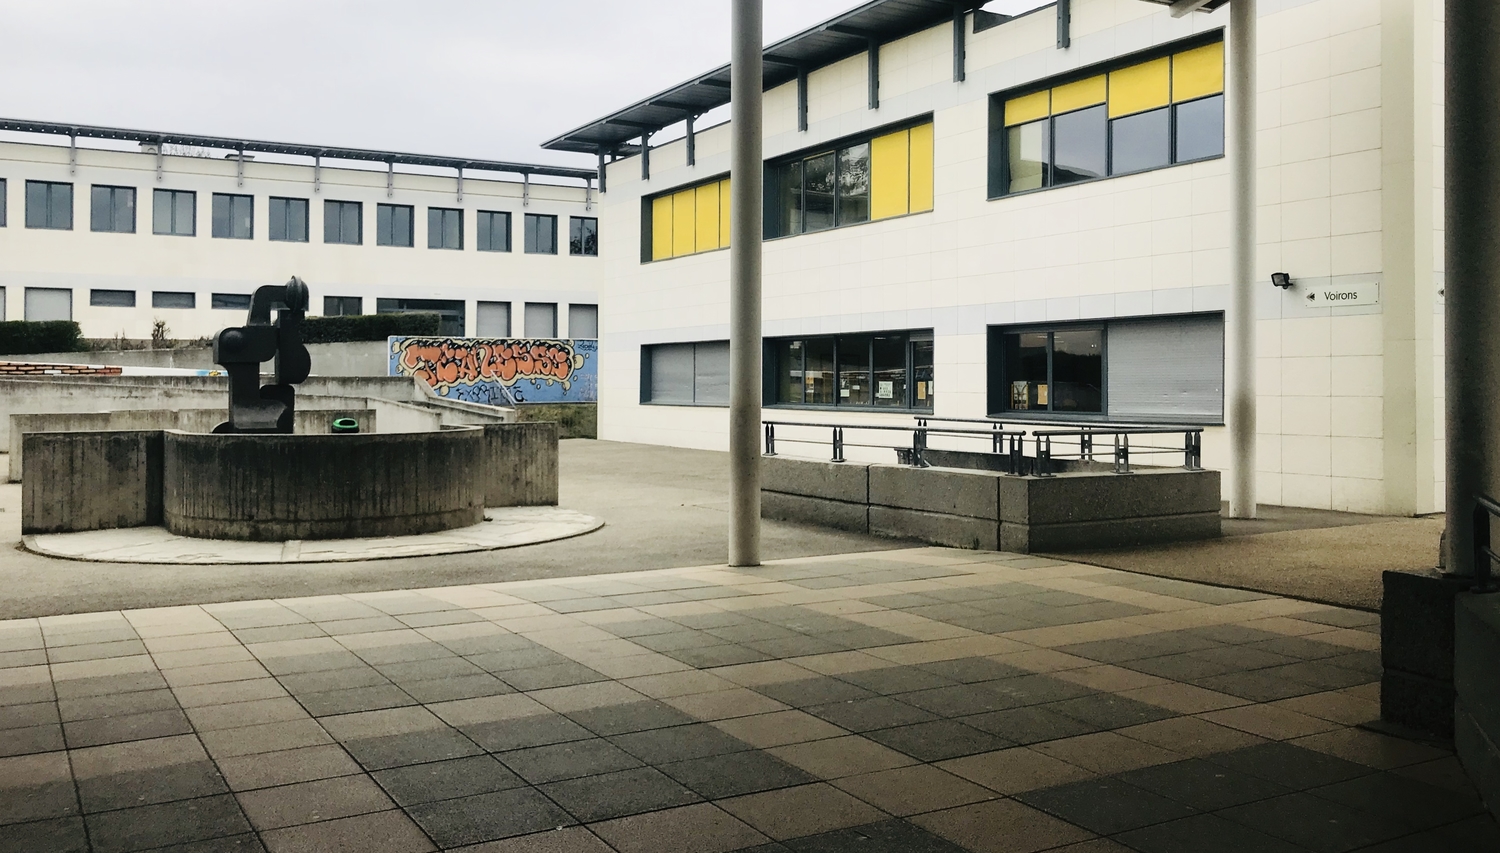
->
[1382,569,1472,739]
[1456,593,1500,823]
[480,422,559,507]
[163,429,485,540]
[22,430,163,534]
[18,341,390,375]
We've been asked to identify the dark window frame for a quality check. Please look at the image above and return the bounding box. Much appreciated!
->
[324,296,363,316]
[89,289,136,307]
[90,185,136,233]
[764,329,935,413]
[988,322,1108,420]
[269,196,310,242]
[988,34,1225,200]
[324,200,363,245]
[376,203,414,247]
[0,178,7,227]
[152,291,196,310]
[25,180,73,230]
[153,188,196,236]
[569,216,598,256]
[211,192,254,240]
[428,206,463,250]
[211,293,252,310]
[477,210,512,252]
[524,213,558,254]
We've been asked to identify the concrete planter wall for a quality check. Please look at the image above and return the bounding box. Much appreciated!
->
[22,430,165,534]
[761,455,1220,553]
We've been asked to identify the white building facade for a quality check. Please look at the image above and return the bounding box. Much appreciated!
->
[574,0,1444,517]
[0,132,602,342]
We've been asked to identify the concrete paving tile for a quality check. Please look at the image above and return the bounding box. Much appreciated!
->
[184,697,309,732]
[711,710,847,748]
[0,752,77,825]
[318,706,445,740]
[0,815,90,852]
[937,747,1095,795]
[1289,726,1449,770]
[172,678,289,708]
[426,693,549,727]
[527,680,648,712]
[767,735,918,779]
[235,774,394,830]
[831,765,998,817]
[498,737,643,784]
[1115,716,1268,757]
[0,722,65,755]
[199,719,333,759]
[719,783,887,841]
[215,744,364,792]
[1115,682,1250,715]
[590,802,769,853]
[0,700,57,731]
[1197,702,1344,740]
[45,640,149,665]
[910,799,1095,853]
[85,794,251,853]
[1032,732,1183,775]
[63,707,193,748]
[540,766,700,822]
[161,661,272,689]
[371,754,525,806]
[260,809,436,853]
[406,788,573,847]
[149,646,257,670]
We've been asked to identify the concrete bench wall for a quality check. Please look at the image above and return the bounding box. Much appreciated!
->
[761,455,1220,553]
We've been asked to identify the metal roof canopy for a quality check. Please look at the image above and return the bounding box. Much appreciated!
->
[542,0,989,155]
[1133,0,1231,14]
[0,118,598,182]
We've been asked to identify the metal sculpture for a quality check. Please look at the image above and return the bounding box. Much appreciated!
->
[213,277,311,434]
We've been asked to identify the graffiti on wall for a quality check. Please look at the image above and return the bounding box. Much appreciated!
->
[388,337,598,405]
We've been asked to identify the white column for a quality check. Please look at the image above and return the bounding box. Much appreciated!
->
[1227,0,1258,519]
[728,0,764,567]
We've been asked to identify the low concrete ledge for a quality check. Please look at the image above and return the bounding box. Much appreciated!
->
[763,456,869,504]
[870,464,1002,520]
[163,429,485,541]
[870,505,999,550]
[481,422,559,507]
[1456,592,1500,821]
[762,491,869,534]
[22,430,164,534]
[1381,568,1475,738]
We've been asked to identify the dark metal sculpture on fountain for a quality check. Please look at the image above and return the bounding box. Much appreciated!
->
[212,277,311,434]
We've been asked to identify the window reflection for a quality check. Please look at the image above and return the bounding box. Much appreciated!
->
[1052,106,1107,185]
[837,143,870,226]
[1175,94,1224,163]
[872,335,906,407]
[803,152,836,232]
[1052,329,1103,412]
[804,337,836,405]
[1109,107,1171,175]
[1007,120,1048,192]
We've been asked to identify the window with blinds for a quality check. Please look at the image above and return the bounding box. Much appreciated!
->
[641,341,731,406]
[765,118,934,239]
[991,39,1224,197]
[647,176,731,262]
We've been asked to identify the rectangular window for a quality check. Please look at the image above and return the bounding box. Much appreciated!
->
[376,203,413,247]
[476,301,511,336]
[90,289,135,308]
[152,291,196,309]
[90,185,135,233]
[993,39,1224,196]
[269,197,309,242]
[765,119,934,241]
[325,200,362,245]
[428,207,462,250]
[0,178,7,227]
[211,193,253,239]
[324,296,362,316]
[25,287,72,321]
[212,293,252,310]
[25,181,73,230]
[645,176,730,261]
[376,297,465,336]
[524,302,557,337]
[768,330,934,410]
[989,314,1224,422]
[569,217,598,256]
[153,189,195,236]
[641,341,730,406]
[524,213,557,254]
[477,211,511,252]
[568,304,598,339]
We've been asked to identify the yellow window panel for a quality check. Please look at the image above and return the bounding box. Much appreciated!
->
[695,182,720,251]
[718,178,731,247]
[651,194,674,260]
[1108,57,1171,118]
[908,121,934,213]
[1173,42,1224,102]
[1004,90,1050,126]
[1051,74,1106,114]
[870,129,910,220]
[671,188,696,257]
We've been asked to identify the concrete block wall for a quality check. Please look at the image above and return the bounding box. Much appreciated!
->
[1456,593,1500,823]
[480,422,560,507]
[22,430,163,534]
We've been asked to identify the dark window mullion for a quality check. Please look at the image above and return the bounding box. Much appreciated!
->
[1046,331,1055,413]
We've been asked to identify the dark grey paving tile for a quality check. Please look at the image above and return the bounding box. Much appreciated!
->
[435,633,538,656]
[1219,791,1417,853]
[276,666,389,695]
[58,689,177,723]
[498,662,609,692]
[1039,694,1179,730]
[754,678,879,709]
[805,697,937,733]
[541,766,700,823]
[373,755,526,806]
[349,642,454,667]
[610,723,754,764]
[744,636,852,659]
[0,723,65,756]
[498,737,643,784]
[1205,742,1374,790]
[230,625,326,644]
[149,833,269,852]
[833,667,955,696]
[959,705,1101,745]
[257,651,368,677]
[782,819,972,852]
[1324,651,1382,677]
[85,794,251,853]
[341,729,484,771]
[900,684,1015,718]
[1117,758,1292,811]
[0,816,89,853]
[406,787,576,847]
[1309,771,1485,830]
[1350,814,1500,853]
[373,657,487,683]
[1017,777,1196,835]
[665,645,775,668]
[297,685,416,717]
[1116,813,1309,853]
[916,658,1028,684]
[1125,654,1238,681]
[659,749,817,799]
[864,720,1011,762]
[77,760,229,813]
[63,708,193,748]
[1243,637,1350,661]
[467,648,575,673]
[565,699,696,736]
[1195,671,1325,703]
[462,713,594,752]
[0,701,57,731]
[1262,661,1378,691]
[0,682,56,708]
[0,778,77,825]
[398,674,511,704]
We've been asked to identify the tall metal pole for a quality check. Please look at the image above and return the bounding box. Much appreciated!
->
[729,0,764,567]
[1444,0,1500,575]
[1227,0,1258,519]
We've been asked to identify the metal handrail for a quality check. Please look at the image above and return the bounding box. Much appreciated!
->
[1029,427,1203,476]
[763,419,1025,470]
[1473,493,1500,588]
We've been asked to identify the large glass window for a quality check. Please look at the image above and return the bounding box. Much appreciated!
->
[153,291,196,309]
[477,211,510,252]
[376,203,413,247]
[998,328,1101,415]
[769,330,933,410]
[324,296,362,316]
[324,200,362,245]
[524,213,557,254]
[212,193,253,239]
[766,121,932,240]
[428,207,462,250]
[90,185,135,233]
[212,293,252,310]
[376,297,464,335]
[269,197,308,242]
[153,189,195,236]
[993,40,1224,196]
[26,181,72,230]
[90,289,135,308]
[569,217,598,256]
[24,287,71,321]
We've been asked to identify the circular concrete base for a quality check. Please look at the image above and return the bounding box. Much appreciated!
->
[23,506,603,565]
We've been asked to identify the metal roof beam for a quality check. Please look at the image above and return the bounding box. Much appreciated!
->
[1169,0,1216,15]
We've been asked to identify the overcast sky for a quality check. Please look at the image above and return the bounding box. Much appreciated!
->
[0,1,1048,170]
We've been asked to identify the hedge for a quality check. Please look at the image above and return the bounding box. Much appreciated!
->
[301,312,441,344]
[0,321,85,356]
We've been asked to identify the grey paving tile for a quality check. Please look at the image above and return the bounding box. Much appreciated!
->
[58,689,177,723]
[498,737,643,784]
[1219,791,1417,852]
[959,705,1101,745]
[259,808,435,853]
[804,696,938,732]
[498,662,609,691]
[298,684,417,717]
[0,723,65,756]
[1116,758,1292,811]
[405,787,573,847]
[863,719,1012,762]
[540,766,700,823]
[783,819,977,852]
[753,678,877,708]
[1205,742,1375,790]
[563,698,696,736]
[341,729,485,771]
[85,794,251,853]
[659,749,817,799]
[372,754,526,806]
[1039,693,1180,730]
[63,708,193,748]
[461,712,595,752]
[1115,813,1309,853]
[399,673,511,703]
[831,666,955,695]
[0,816,89,853]
[0,701,57,731]
[235,775,394,830]
[0,752,77,825]
[215,744,363,792]
[1016,777,1196,835]
[1308,771,1485,830]
[609,722,754,764]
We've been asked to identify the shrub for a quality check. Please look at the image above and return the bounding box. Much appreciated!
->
[301,312,441,344]
[0,320,85,355]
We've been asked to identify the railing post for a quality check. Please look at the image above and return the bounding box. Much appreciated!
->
[1115,434,1132,474]
[832,427,845,463]
[1037,435,1053,477]
[911,428,927,468]
[764,423,776,456]
[1081,433,1093,462]
[1473,502,1492,588]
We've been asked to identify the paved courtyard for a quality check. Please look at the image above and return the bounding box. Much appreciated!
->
[1,547,1492,853]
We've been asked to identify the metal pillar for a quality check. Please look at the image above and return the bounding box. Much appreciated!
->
[1227,0,1257,519]
[1444,0,1500,575]
[729,0,763,568]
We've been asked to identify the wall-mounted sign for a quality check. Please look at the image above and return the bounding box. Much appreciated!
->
[1303,281,1379,308]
